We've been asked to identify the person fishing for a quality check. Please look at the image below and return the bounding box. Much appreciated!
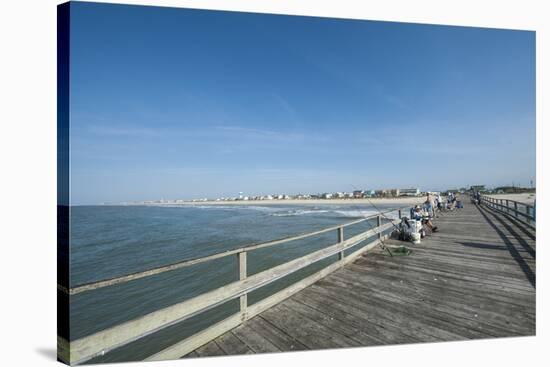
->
[413,205,438,233]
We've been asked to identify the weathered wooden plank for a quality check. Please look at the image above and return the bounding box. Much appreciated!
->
[358,264,536,312]
[194,340,226,357]
[397,243,536,265]
[363,268,536,315]
[290,291,387,344]
[363,254,535,290]
[360,256,535,295]
[311,278,456,342]
[260,303,361,349]
[299,285,418,344]
[245,316,308,351]
[337,267,535,333]
[325,272,495,339]
[182,351,199,358]
[353,253,535,300]
[369,250,535,280]
[283,298,384,346]
[330,269,534,336]
[319,275,517,339]
[231,324,281,353]
[215,331,253,355]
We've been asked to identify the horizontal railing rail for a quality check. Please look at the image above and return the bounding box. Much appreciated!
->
[478,194,535,229]
[58,206,410,365]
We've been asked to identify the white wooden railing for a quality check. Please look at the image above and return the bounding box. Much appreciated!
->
[58,207,408,364]
[478,195,535,229]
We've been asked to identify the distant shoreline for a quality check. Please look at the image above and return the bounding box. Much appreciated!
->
[132,197,427,207]
[90,192,535,207]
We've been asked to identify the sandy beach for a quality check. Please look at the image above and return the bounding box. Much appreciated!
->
[487,192,536,205]
[160,197,427,206]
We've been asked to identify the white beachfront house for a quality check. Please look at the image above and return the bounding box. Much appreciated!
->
[399,188,420,196]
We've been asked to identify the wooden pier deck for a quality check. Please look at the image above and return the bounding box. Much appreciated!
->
[188,202,536,357]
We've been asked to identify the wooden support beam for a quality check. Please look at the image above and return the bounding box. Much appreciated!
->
[338,227,344,261]
[238,251,247,321]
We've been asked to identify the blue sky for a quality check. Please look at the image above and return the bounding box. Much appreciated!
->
[68,2,535,205]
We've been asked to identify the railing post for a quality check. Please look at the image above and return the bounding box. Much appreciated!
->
[337,226,344,261]
[377,215,382,241]
[238,251,247,320]
[526,205,531,225]
[505,199,509,214]
[514,201,518,218]
[398,209,402,219]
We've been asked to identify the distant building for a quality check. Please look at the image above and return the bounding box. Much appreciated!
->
[322,193,333,199]
[375,189,399,197]
[353,190,364,198]
[399,188,420,196]
[470,185,486,192]
[493,186,534,194]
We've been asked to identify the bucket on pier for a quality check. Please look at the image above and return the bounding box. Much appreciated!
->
[406,220,422,235]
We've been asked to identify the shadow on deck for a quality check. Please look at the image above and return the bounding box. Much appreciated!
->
[187,202,536,357]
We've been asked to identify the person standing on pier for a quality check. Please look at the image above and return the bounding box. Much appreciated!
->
[425,193,436,218]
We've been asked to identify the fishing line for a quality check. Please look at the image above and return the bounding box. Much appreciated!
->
[338,193,393,257]
[350,184,402,232]
[348,184,401,257]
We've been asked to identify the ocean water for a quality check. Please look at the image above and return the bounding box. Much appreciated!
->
[69,203,400,363]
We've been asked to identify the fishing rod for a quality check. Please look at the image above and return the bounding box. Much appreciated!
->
[348,184,405,257]
[346,199,394,257]
[350,184,402,231]
[350,184,434,241]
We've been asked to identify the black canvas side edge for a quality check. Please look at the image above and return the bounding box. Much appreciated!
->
[57,2,71,364]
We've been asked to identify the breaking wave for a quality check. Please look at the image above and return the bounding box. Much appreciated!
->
[271,209,330,217]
